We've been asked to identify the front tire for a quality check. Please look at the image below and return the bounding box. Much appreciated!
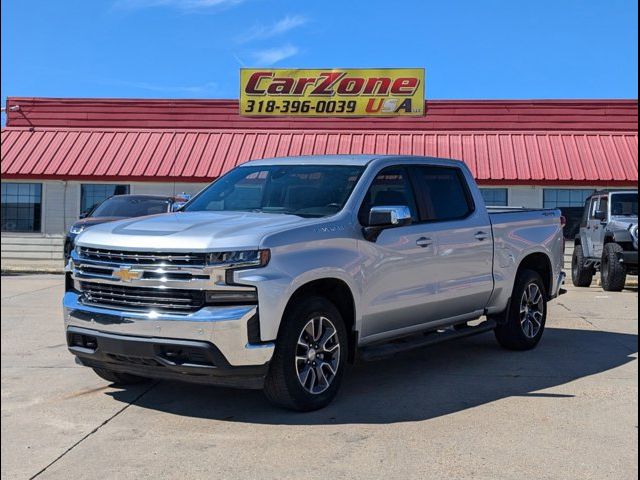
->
[601,243,627,292]
[494,269,547,351]
[264,296,348,411]
[571,244,594,287]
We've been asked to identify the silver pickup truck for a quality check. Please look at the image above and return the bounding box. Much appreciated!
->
[64,155,565,411]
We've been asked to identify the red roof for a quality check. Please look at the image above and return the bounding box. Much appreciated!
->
[1,98,637,185]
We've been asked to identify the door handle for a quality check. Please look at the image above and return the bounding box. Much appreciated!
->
[474,231,490,241]
[416,237,433,248]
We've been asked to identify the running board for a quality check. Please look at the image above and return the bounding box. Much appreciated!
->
[358,319,497,362]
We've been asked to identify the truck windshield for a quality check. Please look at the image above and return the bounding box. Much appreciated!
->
[184,165,364,218]
[610,193,638,216]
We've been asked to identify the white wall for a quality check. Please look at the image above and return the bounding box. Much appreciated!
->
[507,186,544,208]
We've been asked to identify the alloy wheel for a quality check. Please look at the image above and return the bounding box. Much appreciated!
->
[295,316,341,394]
[520,283,544,338]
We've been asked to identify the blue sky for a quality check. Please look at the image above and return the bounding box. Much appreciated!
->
[1,0,638,107]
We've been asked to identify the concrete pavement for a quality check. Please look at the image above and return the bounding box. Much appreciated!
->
[1,274,637,479]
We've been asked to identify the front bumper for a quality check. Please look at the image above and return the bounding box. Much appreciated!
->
[63,292,275,388]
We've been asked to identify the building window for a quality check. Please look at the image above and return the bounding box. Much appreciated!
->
[480,188,508,207]
[1,183,43,232]
[543,189,595,208]
[544,188,596,239]
[81,184,129,215]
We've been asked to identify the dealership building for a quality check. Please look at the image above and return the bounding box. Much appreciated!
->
[1,97,638,270]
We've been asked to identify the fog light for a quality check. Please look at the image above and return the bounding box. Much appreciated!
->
[204,290,258,305]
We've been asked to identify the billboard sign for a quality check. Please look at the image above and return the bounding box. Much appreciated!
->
[240,68,425,117]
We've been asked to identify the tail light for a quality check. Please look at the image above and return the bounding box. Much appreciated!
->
[560,215,567,227]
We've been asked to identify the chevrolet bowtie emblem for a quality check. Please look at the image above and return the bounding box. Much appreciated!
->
[113,267,142,282]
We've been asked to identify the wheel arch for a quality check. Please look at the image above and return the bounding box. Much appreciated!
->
[604,229,634,248]
[516,252,553,299]
[281,278,358,363]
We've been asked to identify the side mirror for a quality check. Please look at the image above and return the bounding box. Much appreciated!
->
[594,210,607,221]
[78,211,89,219]
[363,205,412,241]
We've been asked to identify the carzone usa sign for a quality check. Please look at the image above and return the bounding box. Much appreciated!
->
[240,68,425,117]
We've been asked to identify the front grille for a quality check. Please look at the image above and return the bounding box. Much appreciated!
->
[78,247,207,267]
[79,281,204,313]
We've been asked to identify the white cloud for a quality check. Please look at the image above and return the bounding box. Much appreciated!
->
[250,45,299,66]
[114,0,245,11]
[238,15,308,43]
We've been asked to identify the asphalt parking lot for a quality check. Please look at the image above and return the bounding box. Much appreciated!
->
[1,274,637,480]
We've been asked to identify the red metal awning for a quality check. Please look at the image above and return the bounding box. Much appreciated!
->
[1,98,637,185]
[1,128,637,185]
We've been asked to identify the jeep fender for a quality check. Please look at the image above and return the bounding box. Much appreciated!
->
[605,229,634,244]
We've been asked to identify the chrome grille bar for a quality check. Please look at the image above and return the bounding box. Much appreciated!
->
[78,247,207,266]
[79,281,204,313]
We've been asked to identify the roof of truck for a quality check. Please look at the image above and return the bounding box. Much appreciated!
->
[242,154,466,168]
[588,189,638,198]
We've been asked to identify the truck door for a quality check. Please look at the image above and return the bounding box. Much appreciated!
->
[358,166,444,339]
[409,164,494,320]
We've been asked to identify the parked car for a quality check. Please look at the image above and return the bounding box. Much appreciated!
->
[63,155,565,411]
[571,189,638,291]
[64,194,189,259]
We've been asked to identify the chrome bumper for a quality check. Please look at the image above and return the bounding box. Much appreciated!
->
[63,292,274,367]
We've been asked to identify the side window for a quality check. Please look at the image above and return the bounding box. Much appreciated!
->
[411,166,474,222]
[580,199,592,226]
[588,197,601,219]
[358,166,418,225]
[598,197,609,217]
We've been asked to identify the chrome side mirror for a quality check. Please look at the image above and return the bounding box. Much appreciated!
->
[363,205,412,241]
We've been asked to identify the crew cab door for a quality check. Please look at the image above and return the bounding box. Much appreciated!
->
[358,166,442,339]
[358,163,494,342]
[408,164,494,320]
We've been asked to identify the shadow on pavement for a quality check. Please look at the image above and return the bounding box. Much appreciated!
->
[107,327,637,425]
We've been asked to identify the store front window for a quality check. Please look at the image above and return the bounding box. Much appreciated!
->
[81,184,129,215]
[480,188,508,207]
[1,183,43,232]
[543,188,596,239]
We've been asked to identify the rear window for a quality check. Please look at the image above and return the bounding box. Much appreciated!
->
[411,166,474,222]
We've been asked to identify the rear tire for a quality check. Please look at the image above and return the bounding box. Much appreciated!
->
[601,243,627,292]
[494,269,547,351]
[264,296,348,411]
[571,244,594,287]
[92,368,148,386]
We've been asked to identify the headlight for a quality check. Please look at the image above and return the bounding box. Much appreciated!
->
[206,249,270,268]
[69,224,86,235]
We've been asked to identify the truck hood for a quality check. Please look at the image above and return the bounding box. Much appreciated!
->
[75,211,310,251]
